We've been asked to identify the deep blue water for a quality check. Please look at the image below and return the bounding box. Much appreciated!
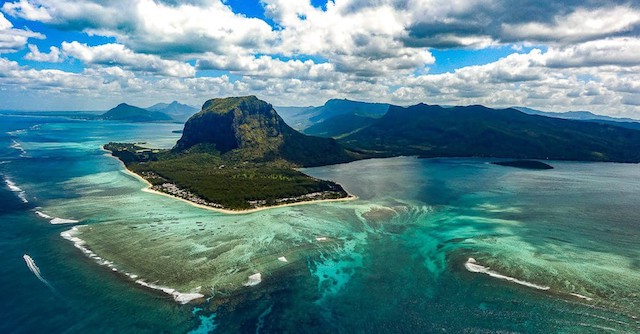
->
[1,111,639,333]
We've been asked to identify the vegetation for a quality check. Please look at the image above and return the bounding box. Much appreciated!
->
[340,104,640,163]
[103,96,355,210]
[105,142,348,210]
[102,103,173,122]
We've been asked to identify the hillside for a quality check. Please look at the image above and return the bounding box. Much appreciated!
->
[340,104,640,162]
[147,101,198,122]
[102,103,173,122]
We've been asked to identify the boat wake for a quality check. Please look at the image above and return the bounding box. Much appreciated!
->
[465,258,550,290]
[23,254,53,289]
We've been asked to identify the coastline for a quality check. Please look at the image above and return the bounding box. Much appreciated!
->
[104,149,357,215]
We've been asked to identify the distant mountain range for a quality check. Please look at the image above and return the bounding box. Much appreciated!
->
[146,101,198,122]
[275,99,389,131]
[101,103,174,122]
[278,100,640,139]
[100,101,198,122]
[514,107,640,130]
[339,104,640,162]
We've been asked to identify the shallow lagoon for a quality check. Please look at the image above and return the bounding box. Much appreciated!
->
[2,113,639,333]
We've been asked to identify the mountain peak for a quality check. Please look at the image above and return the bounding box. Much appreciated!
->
[102,103,172,122]
[175,96,354,166]
[200,95,263,115]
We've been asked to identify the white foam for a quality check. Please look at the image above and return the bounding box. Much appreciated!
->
[244,273,262,286]
[570,293,594,301]
[278,256,288,263]
[35,210,79,224]
[10,139,27,157]
[5,177,28,203]
[135,280,204,304]
[5,178,22,192]
[50,218,79,224]
[465,258,550,291]
[34,210,53,219]
[61,226,203,304]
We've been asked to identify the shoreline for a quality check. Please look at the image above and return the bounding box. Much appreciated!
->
[104,149,357,215]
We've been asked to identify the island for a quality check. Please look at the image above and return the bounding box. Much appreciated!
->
[492,160,554,170]
[101,103,173,122]
[104,96,357,211]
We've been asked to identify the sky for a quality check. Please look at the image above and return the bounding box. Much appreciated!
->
[1,0,640,117]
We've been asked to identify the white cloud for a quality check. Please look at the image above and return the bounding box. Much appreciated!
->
[2,0,275,55]
[544,38,640,68]
[0,12,43,53]
[25,44,62,62]
[502,6,640,44]
[61,41,195,77]
[197,54,337,80]
[2,0,640,119]
[1,0,52,21]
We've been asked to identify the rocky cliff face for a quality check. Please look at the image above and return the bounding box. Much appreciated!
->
[174,96,355,167]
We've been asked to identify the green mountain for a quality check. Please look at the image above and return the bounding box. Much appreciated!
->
[175,96,355,167]
[102,103,173,122]
[304,113,377,138]
[146,101,198,122]
[340,104,640,162]
[276,99,390,131]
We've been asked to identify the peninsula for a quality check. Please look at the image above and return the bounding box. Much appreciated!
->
[105,96,357,211]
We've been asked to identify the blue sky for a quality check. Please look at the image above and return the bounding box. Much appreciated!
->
[0,0,639,118]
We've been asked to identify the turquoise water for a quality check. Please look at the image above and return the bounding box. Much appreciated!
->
[1,111,639,333]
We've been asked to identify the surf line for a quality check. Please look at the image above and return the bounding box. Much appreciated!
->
[465,257,550,290]
[4,177,28,203]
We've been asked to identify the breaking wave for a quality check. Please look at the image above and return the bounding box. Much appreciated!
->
[465,258,550,290]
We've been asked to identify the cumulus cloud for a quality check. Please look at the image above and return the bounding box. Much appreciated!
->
[502,6,640,44]
[544,38,640,68]
[61,42,195,77]
[25,44,62,62]
[197,54,337,80]
[2,0,275,55]
[0,12,43,53]
[2,0,640,119]
[1,0,52,21]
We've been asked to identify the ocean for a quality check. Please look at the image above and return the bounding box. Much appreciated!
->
[1,111,638,333]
